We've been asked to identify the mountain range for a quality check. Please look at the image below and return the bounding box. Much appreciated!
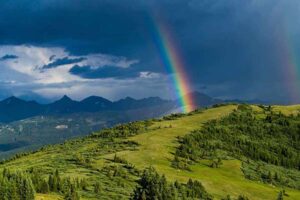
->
[0,91,231,123]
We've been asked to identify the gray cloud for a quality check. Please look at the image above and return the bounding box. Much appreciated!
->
[42,56,86,69]
[0,54,18,61]
[69,65,141,79]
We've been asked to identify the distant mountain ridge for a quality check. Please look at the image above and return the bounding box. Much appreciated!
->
[0,95,172,123]
[0,92,268,123]
[0,92,269,159]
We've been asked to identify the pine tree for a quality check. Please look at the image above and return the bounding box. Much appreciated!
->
[61,177,72,194]
[277,191,284,200]
[40,180,50,194]
[54,169,61,192]
[2,168,8,178]
[237,195,249,200]
[275,172,281,182]
[80,179,88,191]
[64,184,80,200]
[21,177,35,200]
[0,178,9,200]
[94,182,101,194]
[48,175,54,191]
[268,171,273,183]
[9,183,19,200]
[131,167,211,200]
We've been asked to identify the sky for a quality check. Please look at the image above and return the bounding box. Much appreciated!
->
[0,0,300,103]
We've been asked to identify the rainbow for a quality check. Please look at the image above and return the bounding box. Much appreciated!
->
[151,16,196,112]
[279,26,300,103]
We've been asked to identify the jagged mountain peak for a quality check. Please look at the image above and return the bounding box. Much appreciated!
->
[2,96,41,105]
[60,95,73,101]
[3,96,23,103]
[0,92,266,123]
[51,95,78,105]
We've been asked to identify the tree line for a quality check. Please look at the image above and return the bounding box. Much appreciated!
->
[173,105,300,189]
[131,167,212,200]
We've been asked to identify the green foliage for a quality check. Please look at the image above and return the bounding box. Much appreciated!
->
[162,113,186,121]
[0,105,299,199]
[131,167,212,200]
[277,191,284,200]
[74,153,92,167]
[113,154,128,164]
[64,184,80,200]
[237,195,249,200]
[94,182,101,194]
[209,158,223,168]
[91,121,153,138]
[174,109,300,189]
[241,160,300,189]
[237,104,252,111]
[0,169,35,200]
[27,168,82,198]
[40,180,50,194]
[171,155,191,171]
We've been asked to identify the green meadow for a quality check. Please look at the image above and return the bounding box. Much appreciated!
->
[1,105,300,199]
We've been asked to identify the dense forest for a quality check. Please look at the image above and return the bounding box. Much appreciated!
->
[173,105,300,189]
[0,166,252,200]
[131,167,212,200]
[0,168,83,200]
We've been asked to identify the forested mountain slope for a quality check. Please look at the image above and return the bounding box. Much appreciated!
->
[0,104,299,200]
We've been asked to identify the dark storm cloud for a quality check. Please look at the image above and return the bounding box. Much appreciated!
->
[0,0,300,102]
[0,0,150,53]
[69,65,140,79]
[0,54,18,61]
[49,55,56,61]
[42,57,86,69]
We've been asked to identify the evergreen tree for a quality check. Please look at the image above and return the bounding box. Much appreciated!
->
[277,191,284,200]
[40,180,50,194]
[0,177,9,200]
[94,182,101,194]
[64,184,80,200]
[237,195,249,200]
[54,169,61,192]
[80,179,88,191]
[21,177,35,200]
[131,167,212,200]
[48,175,54,191]
[268,171,273,183]
[9,183,19,200]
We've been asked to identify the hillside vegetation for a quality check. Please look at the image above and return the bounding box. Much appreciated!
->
[0,104,299,199]
[174,105,300,186]
[0,104,175,160]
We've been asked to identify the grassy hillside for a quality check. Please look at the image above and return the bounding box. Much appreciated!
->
[0,104,299,199]
[0,104,174,160]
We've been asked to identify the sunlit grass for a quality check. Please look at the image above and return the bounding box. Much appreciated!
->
[1,105,300,199]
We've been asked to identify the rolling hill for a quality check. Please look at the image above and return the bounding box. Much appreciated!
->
[0,104,299,200]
